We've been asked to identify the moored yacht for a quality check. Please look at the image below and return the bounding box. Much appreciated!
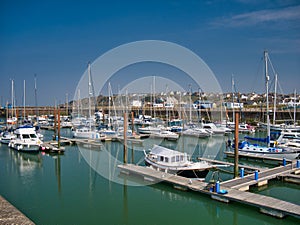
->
[8,125,42,152]
[144,145,214,178]
[150,130,179,141]
[233,141,299,160]
[202,123,226,135]
[0,131,16,144]
[72,125,101,139]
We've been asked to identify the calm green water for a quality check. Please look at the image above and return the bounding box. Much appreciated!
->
[0,129,299,225]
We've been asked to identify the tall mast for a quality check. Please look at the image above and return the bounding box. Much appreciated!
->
[66,93,68,116]
[264,51,270,147]
[23,80,26,121]
[189,84,192,123]
[34,74,38,119]
[273,74,277,125]
[88,63,92,129]
[11,79,14,119]
[232,74,235,123]
[153,76,156,119]
[294,89,297,126]
[108,82,111,128]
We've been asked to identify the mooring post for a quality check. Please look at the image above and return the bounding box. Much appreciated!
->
[123,112,127,164]
[234,111,239,178]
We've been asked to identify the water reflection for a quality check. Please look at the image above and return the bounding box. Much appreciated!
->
[55,156,62,194]
[9,149,42,177]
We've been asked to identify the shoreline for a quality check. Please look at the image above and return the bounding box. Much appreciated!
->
[0,195,35,225]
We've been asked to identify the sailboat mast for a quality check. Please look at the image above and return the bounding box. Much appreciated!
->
[264,51,270,147]
[88,63,92,129]
[34,74,38,120]
[189,84,192,123]
[108,82,111,128]
[11,79,14,119]
[232,74,235,123]
[294,89,297,126]
[273,74,277,125]
[199,88,202,126]
[23,80,26,121]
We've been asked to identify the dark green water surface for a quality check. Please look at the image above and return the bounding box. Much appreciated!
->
[0,129,299,225]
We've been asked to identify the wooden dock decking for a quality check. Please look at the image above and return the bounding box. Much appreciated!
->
[221,162,299,191]
[118,164,300,219]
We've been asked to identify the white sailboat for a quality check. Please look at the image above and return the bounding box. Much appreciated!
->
[7,79,17,127]
[236,51,299,160]
[72,63,100,139]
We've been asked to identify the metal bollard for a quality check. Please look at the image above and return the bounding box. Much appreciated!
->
[240,168,244,178]
[254,170,258,181]
[283,158,286,167]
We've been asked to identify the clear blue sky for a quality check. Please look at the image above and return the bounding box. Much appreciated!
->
[1,0,299,106]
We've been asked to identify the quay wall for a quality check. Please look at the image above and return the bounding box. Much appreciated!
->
[0,106,299,124]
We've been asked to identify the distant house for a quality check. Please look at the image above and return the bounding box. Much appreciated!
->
[193,100,213,109]
[279,96,300,107]
[131,100,142,107]
[223,102,244,109]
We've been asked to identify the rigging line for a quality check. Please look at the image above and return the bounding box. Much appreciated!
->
[267,53,278,78]
[89,66,97,109]
[250,56,264,93]
[277,80,294,120]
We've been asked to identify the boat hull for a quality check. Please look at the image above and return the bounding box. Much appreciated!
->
[9,143,40,152]
[144,160,209,178]
[239,149,299,160]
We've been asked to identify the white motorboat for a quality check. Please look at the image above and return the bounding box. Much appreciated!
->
[138,125,161,134]
[277,139,300,153]
[98,128,117,140]
[144,145,214,178]
[72,126,101,139]
[202,123,226,135]
[275,132,300,145]
[8,125,42,152]
[150,130,179,141]
[182,127,211,138]
[0,131,16,144]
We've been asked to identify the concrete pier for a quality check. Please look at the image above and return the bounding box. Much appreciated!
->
[0,195,34,225]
